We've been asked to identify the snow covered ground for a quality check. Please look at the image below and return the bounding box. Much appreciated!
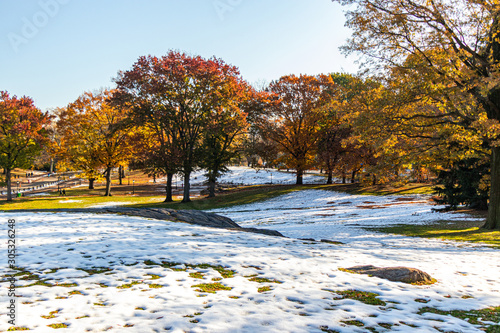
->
[155,166,328,186]
[1,190,499,332]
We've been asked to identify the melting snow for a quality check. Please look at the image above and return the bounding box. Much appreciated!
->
[0,190,499,332]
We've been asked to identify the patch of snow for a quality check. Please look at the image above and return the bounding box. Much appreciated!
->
[24,192,50,197]
[87,201,132,208]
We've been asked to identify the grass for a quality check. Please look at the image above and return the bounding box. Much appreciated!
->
[368,220,499,247]
[0,194,163,211]
[191,282,232,293]
[148,284,163,289]
[54,282,78,287]
[328,289,387,306]
[41,310,60,319]
[116,281,142,289]
[418,306,500,329]
[46,323,68,329]
[189,272,205,279]
[341,320,365,327]
[248,276,282,284]
[257,286,272,293]
[7,327,31,331]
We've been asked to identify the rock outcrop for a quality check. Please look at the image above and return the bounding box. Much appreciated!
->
[343,265,436,285]
[25,207,284,237]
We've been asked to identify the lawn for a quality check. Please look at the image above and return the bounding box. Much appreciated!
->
[368,219,499,247]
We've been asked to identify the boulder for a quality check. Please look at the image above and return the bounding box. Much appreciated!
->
[32,207,284,237]
[343,265,435,285]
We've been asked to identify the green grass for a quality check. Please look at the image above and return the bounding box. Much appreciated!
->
[189,272,205,279]
[341,320,365,327]
[328,289,387,306]
[368,220,499,247]
[418,306,500,328]
[148,284,163,289]
[191,282,232,293]
[0,195,162,211]
[248,276,282,284]
[46,323,68,329]
[116,281,142,289]
[54,282,78,287]
[257,286,272,293]
[7,327,31,331]
[41,310,60,319]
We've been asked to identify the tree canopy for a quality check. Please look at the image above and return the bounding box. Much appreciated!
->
[333,0,500,229]
[0,91,51,201]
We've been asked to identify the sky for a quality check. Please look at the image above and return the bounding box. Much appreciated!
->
[0,0,357,112]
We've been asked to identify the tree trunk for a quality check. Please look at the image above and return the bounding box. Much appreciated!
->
[165,173,173,202]
[208,178,216,198]
[327,169,333,184]
[351,170,357,183]
[372,174,377,186]
[182,172,191,203]
[118,165,123,185]
[342,170,346,184]
[50,159,54,173]
[296,169,304,185]
[153,173,156,183]
[484,146,500,230]
[89,178,95,190]
[104,167,112,196]
[6,168,12,201]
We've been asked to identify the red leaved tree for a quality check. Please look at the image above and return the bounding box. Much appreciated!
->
[0,91,51,201]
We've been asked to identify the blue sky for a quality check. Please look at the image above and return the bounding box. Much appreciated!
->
[0,0,357,111]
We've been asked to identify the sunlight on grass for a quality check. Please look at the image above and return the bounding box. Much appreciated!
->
[369,221,499,247]
[0,195,164,210]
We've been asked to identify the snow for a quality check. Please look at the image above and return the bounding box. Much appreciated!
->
[87,201,133,208]
[157,166,328,186]
[1,190,499,332]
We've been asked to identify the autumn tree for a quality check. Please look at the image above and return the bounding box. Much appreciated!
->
[115,51,250,202]
[58,90,132,196]
[0,91,51,201]
[242,90,281,168]
[334,0,500,229]
[255,74,335,184]
[316,73,377,184]
[201,103,249,197]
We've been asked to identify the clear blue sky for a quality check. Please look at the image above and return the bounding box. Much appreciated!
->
[0,0,357,111]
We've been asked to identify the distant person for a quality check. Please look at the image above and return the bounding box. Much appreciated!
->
[62,189,66,196]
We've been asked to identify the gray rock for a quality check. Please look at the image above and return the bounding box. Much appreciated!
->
[344,265,435,284]
[17,207,283,237]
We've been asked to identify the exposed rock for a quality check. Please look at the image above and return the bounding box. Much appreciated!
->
[343,265,436,285]
[19,207,283,237]
[239,227,284,237]
[320,239,344,245]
